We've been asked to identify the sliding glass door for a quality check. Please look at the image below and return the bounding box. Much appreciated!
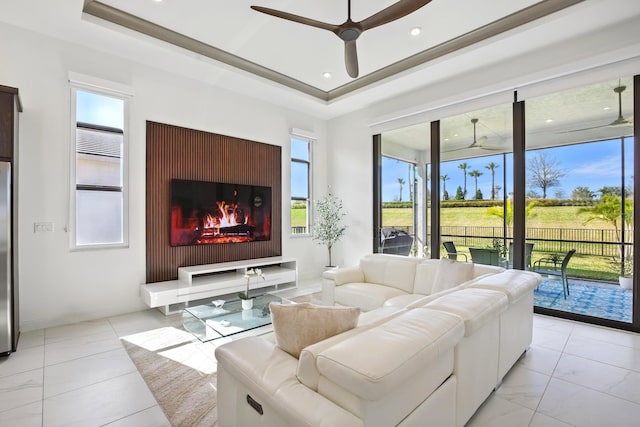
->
[525,77,635,323]
[373,73,638,330]
[439,105,513,265]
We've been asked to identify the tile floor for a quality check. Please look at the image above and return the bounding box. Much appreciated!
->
[2,302,640,426]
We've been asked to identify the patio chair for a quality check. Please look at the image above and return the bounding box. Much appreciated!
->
[533,249,576,299]
[469,247,500,266]
[381,227,414,255]
[442,241,467,261]
[508,243,534,270]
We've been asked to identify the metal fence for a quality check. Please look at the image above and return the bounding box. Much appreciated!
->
[294,224,632,257]
[440,225,632,257]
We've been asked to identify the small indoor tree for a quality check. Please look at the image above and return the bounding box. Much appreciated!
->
[312,193,347,267]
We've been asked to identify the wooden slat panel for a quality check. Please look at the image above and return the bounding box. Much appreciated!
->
[146,121,282,282]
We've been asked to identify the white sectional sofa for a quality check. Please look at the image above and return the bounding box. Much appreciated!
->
[322,253,505,311]
[215,253,542,427]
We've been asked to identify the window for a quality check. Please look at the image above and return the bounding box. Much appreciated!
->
[70,85,128,248]
[291,134,312,235]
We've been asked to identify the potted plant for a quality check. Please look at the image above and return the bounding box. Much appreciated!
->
[611,257,633,290]
[238,268,265,309]
[312,193,347,267]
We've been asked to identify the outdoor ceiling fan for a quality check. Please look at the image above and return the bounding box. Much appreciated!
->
[443,118,505,152]
[251,0,434,78]
[565,84,634,133]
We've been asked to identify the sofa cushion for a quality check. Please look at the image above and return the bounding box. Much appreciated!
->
[382,294,429,308]
[332,266,365,286]
[297,308,408,391]
[270,302,360,358]
[467,270,542,302]
[472,264,506,277]
[334,282,408,312]
[425,288,508,336]
[412,260,440,294]
[431,258,474,293]
[316,308,464,401]
[359,256,419,293]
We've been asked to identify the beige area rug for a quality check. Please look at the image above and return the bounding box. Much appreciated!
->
[121,291,324,426]
[121,327,219,427]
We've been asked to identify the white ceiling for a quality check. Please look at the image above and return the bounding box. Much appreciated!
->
[88,0,553,93]
[79,0,640,119]
[1,0,639,122]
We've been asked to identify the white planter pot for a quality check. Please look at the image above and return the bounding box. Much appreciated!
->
[619,276,633,290]
[241,298,254,310]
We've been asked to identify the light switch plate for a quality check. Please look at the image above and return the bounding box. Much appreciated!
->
[34,222,54,233]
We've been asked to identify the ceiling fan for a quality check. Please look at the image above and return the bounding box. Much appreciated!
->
[565,84,634,133]
[251,0,434,78]
[443,118,505,152]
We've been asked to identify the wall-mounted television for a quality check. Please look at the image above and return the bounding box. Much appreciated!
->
[170,179,271,246]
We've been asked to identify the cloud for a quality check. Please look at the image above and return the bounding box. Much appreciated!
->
[570,155,622,178]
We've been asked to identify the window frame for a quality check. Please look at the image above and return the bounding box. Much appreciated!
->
[290,132,314,237]
[69,81,130,250]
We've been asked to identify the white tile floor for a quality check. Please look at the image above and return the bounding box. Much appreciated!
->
[2,307,640,426]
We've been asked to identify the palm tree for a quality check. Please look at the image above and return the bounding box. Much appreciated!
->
[468,169,483,199]
[397,178,405,201]
[579,195,633,258]
[441,174,450,199]
[485,162,500,200]
[487,199,537,232]
[458,162,468,199]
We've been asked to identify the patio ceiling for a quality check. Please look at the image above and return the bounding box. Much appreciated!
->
[382,76,635,160]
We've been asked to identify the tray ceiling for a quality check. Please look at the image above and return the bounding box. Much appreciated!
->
[83,0,585,101]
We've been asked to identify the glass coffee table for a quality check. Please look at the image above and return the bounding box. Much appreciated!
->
[182,293,291,342]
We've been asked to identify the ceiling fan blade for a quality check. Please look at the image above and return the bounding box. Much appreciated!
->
[344,39,359,78]
[469,135,488,148]
[561,119,632,133]
[609,116,632,126]
[360,0,433,31]
[479,145,508,151]
[442,145,469,153]
[251,6,338,32]
[561,123,608,133]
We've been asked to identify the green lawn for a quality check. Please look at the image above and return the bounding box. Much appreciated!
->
[291,208,307,227]
[384,205,618,231]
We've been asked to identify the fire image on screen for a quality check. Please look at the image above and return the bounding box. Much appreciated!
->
[170,179,271,246]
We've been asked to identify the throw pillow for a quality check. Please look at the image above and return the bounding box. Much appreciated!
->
[270,302,360,358]
[431,258,474,294]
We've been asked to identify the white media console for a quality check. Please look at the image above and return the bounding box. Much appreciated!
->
[140,256,297,315]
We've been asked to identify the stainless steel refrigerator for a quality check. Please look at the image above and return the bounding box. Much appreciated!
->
[0,161,17,355]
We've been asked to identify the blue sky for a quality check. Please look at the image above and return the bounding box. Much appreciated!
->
[382,138,634,202]
[76,90,124,129]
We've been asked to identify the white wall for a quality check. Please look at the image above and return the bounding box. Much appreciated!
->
[0,22,329,331]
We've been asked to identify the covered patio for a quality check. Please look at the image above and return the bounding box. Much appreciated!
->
[534,277,632,323]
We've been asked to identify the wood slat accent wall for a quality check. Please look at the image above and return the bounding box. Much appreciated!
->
[146,121,282,282]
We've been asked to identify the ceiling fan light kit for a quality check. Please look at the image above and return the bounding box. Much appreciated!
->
[251,0,434,78]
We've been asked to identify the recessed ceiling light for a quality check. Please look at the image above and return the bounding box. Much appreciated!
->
[410,27,421,36]
[453,134,458,137]
[603,106,611,110]
[545,119,553,123]
[444,138,449,141]
[323,72,331,78]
